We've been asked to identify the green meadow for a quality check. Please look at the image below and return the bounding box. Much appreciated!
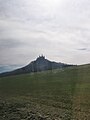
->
[0,65,90,120]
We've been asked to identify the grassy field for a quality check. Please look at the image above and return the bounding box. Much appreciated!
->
[0,64,90,120]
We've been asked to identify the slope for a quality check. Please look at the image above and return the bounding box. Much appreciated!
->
[0,64,90,120]
[0,56,73,77]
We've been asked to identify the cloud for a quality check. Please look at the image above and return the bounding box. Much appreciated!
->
[77,48,87,51]
[0,39,22,48]
[0,0,90,65]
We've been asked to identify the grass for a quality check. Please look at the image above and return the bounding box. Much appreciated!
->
[0,65,90,120]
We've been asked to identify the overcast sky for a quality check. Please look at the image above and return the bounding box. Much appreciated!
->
[0,0,90,67]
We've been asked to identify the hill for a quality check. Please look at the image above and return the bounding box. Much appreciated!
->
[0,55,73,77]
[0,64,90,120]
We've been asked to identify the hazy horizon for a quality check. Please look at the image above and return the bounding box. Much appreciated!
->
[0,55,89,73]
[0,0,90,68]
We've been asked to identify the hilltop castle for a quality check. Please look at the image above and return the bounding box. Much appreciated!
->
[36,55,45,60]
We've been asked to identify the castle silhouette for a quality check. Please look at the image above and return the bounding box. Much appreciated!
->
[37,55,45,60]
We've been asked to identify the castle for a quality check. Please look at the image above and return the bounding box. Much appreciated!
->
[37,55,45,60]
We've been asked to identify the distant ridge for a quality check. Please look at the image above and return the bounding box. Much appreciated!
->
[0,55,74,77]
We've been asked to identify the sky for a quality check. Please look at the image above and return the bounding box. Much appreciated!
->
[0,0,90,70]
